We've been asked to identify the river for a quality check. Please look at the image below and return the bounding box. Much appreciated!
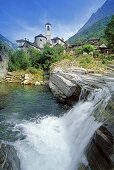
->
[0,78,113,170]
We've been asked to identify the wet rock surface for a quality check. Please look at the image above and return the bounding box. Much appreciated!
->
[49,67,112,106]
[0,143,21,170]
[85,95,114,170]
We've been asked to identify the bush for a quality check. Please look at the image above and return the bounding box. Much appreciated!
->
[75,48,83,55]
[8,61,16,71]
[82,44,95,54]
[102,58,108,64]
[27,67,38,74]
[79,55,93,64]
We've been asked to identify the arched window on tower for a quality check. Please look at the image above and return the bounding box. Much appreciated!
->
[47,26,50,31]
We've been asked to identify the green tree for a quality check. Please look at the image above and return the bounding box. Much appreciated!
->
[105,15,114,49]
[82,44,95,54]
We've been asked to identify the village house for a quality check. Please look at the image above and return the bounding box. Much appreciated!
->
[16,23,66,51]
[87,37,99,46]
[51,37,66,47]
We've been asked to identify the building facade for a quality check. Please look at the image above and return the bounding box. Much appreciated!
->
[45,23,51,43]
[35,34,47,49]
[51,37,66,47]
[16,23,66,50]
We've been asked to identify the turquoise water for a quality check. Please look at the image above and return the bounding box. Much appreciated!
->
[0,84,66,142]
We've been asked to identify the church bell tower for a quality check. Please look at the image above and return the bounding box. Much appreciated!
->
[45,22,51,43]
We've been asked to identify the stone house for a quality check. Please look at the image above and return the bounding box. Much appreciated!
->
[51,37,66,47]
[16,23,66,50]
[87,38,99,46]
[16,39,40,51]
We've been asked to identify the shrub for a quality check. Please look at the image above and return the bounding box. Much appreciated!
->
[102,58,108,64]
[27,67,38,74]
[82,44,95,54]
[75,48,83,55]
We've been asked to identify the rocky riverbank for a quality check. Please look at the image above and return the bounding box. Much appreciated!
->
[0,143,21,170]
[1,71,49,86]
[49,60,114,170]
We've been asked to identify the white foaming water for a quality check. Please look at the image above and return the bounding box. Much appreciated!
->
[14,117,71,170]
[14,84,112,170]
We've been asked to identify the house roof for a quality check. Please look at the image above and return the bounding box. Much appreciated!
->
[99,44,107,48]
[16,39,40,49]
[16,39,26,43]
[35,34,47,39]
[51,37,65,43]
[45,22,51,26]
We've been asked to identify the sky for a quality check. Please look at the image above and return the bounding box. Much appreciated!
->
[0,0,106,43]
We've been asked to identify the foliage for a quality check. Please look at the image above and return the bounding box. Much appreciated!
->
[54,45,65,55]
[82,44,95,54]
[79,55,93,64]
[27,67,39,74]
[8,44,66,72]
[105,15,114,49]
[75,47,83,55]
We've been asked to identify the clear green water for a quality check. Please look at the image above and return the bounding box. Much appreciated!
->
[0,83,66,142]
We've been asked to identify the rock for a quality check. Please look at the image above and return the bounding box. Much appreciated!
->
[78,164,88,170]
[22,74,31,85]
[7,72,12,76]
[0,48,9,80]
[0,143,21,170]
[24,74,30,80]
[35,81,41,86]
[86,123,114,170]
[50,73,78,97]
[86,95,114,170]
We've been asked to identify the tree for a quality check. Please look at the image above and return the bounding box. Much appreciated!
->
[82,44,95,54]
[105,15,114,49]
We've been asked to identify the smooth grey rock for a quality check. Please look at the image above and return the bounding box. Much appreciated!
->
[0,48,9,80]
[0,143,21,170]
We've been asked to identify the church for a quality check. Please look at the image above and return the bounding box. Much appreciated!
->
[16,23,66,51]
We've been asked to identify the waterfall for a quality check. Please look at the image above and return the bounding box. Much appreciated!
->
[14,83,113,170]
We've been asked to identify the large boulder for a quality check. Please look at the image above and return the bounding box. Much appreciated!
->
[49,67,108,105]
[85,95,114,170]
[0,144,21,170]
[0,48,9,80]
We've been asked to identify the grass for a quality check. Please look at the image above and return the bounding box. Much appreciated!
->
[51,54,113,74]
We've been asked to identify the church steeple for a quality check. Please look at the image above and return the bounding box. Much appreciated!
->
[45,22,51,43]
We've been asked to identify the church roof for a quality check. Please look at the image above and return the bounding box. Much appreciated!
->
[45,22,51,26]
[35,34,47,39]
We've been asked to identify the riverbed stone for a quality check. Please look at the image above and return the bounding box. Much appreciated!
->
[35,81,41,86]
[0,143,21,170]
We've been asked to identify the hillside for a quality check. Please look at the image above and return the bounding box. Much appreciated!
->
[0,34,17,50]
[78,0,114,33]
[67,16,112,44]
[67,0,114,44]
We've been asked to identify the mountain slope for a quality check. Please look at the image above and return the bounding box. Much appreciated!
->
[0,34,17,50]
[67,16,112,44]
[67,0,114,44]
[78,0,114,33]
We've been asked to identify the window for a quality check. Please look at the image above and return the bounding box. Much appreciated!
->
[47,26,50,31]
[40,39,42,41]
[54,39,56,43]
